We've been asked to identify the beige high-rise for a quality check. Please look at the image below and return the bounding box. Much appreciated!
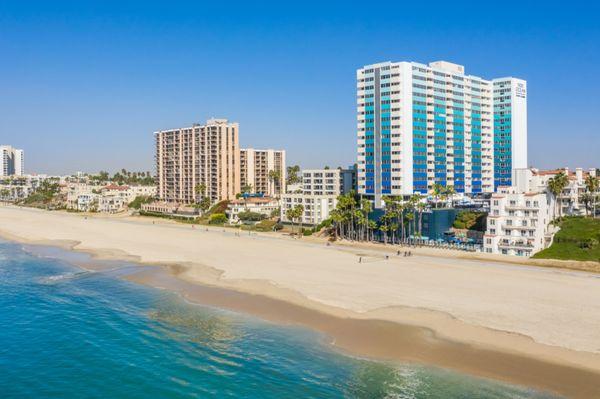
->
[240,148,286,197]
[155,118,240,204]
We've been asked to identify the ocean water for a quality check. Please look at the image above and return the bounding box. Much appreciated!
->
[0,240,559,399]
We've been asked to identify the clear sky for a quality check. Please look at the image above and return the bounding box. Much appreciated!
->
[1,1,598,175]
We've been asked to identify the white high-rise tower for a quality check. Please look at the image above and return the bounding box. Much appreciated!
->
[0,145,24,176]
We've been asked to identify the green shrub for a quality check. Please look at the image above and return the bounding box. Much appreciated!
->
[238,211,267,222]
[209,213,228,225]
[453,211,486,231]
[208,200,229,215]
[253,219,277,232]
[128,195,153,210]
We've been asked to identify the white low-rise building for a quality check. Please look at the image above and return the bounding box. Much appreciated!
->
[484,169,557,257]
[65,183,156,213]
[226,197,279,223]
[97,195,126,214]
[280,193,338,226]
[76,193,99,212]
[102,184,156,204]
[65,183,103,210]
[527,167,597,217]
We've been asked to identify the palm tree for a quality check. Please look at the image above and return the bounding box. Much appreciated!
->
[585,174,599,218]
[367,220,377,242]
[268,169,281,197]
[431,183,444,208]
[294,204,305,237]
[547,171,569,220]
[286,165,301,185]
[285,207,297,234]
[444,185,456,207]
[194,183,207,202]
[330,209,343,240]
[198,197,211,214]
[360,198,372,241]
[286,204,305,237]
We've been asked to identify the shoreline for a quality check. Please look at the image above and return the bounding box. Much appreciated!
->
[10,238,600,399]
[2,206,600,397]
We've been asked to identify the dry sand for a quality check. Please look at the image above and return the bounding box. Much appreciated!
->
[2,205,600,397]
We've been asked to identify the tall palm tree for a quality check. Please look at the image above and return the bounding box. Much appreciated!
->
[585,174,599,218]
[285,207,297,235]
[444,185,456,208]
[431,183,444,208]
[360,197,372,241]
[194,183,207,203]
[286,165,301,185]
[294,204,305,238]
[547,171,569,220]
[268,169,282,197]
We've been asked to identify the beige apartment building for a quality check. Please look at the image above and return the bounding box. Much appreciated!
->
[155,118,240,204]
[240,148,286,196]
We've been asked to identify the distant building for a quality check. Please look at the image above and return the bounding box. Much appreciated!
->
[0,174,44,201]
[0,145,24,176]
[155,118,240,205]
[240,148,286,196]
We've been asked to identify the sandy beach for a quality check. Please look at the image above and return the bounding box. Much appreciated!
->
[2,205,600,398]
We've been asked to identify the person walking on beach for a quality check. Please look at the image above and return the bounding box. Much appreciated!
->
[359,257,362,263]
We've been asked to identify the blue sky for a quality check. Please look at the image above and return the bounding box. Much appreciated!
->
[1,1,598,175]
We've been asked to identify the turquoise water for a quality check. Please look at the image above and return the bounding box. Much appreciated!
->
[0,241,559,398]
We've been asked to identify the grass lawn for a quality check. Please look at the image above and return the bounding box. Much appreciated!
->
[533,217,600,262]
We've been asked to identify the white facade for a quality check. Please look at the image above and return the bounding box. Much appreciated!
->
[526,167,597,217]
[76,193,99,212]
[357,60,527,206]
[280,193,338,226]
[0,146,24,177]
[301,169,355,196]
[226,197,280,223]
[65,183,156,212]
[484,169,556,257]
[97,195,127,213]
[493,78,528,187]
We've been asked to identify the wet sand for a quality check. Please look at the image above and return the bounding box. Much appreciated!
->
[2,206,600,398]
[122,265,599,399]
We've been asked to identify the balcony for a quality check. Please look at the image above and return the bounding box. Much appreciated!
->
[498,240,535,249]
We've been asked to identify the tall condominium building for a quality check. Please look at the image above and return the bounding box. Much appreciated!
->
[493,78,527,188]
[0,145,24,176]
[356,60,527,205]
[240,148,286,196]
[155,118,240,204]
